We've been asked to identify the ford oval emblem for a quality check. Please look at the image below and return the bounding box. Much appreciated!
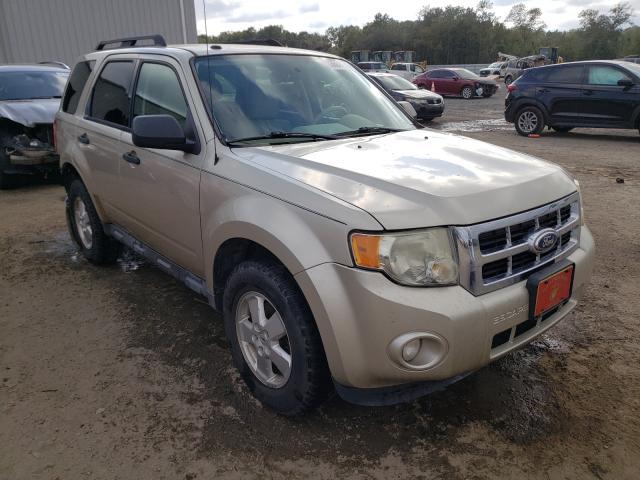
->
[528,228,559,254]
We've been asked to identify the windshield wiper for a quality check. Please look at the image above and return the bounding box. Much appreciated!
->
[334,126,405,137]
[228,131,338,146]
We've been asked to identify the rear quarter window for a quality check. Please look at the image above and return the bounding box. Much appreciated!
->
[62,61,95,114]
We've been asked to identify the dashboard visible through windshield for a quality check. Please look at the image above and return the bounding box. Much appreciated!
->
[194,54,415,146]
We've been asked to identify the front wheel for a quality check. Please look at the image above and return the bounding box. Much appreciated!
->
[67,179,120,264]
[461,86,474,99]
[515,106,545,136]
[223,260,331,415]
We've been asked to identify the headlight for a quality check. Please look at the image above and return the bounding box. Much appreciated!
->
[350,228,459,286]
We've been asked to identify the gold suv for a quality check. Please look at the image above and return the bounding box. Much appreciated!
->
[56,35,595,415]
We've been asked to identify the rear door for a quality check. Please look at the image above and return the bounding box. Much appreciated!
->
[117,58,206,276]
[81,57,138,220]
[581,64,639,127]
[535,64,585,125]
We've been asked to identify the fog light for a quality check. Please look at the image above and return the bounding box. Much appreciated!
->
[388,332,448,370]
[402,338,421,362]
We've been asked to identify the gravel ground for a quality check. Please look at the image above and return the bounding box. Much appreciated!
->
[1,93,639,479]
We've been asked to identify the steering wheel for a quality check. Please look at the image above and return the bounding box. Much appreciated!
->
[314,105,348,123]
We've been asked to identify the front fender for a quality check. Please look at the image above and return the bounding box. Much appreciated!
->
[201,189,356,292]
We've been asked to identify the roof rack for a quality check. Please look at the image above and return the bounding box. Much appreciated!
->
[95,34,166,51]
[38,61,70,69]
[235,39,284,47]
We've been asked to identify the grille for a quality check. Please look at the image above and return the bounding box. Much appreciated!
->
[454,193,581,295]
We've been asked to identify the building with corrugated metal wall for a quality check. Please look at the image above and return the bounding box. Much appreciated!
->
[0,0,197,67]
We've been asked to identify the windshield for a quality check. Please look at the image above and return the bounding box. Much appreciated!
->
[0,71,68,101]
[194,54,415,145]
[488,62,502,68]
[376,75,417,91]
[453,69,480,80]
[624,62,640,77]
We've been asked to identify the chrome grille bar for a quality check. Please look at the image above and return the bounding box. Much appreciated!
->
[453,192,581,296]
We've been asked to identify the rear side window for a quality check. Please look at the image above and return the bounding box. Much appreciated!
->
[543,65,584,84]
[62,61,94,114]
[587,65,632,85]
[89,61,135,127]
[133,63,189,129]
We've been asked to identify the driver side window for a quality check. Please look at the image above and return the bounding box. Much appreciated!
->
[133,62,189,129]
[587,66,631,86]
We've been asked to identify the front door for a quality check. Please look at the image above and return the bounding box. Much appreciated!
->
[581,64,639,127]
[118,59,206,276]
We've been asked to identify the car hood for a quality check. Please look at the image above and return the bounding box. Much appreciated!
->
[0,98,60,127]
[233,130,577,229]
[393,89,442,100]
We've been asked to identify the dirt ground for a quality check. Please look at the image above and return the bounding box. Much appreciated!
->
[1,94,640,479]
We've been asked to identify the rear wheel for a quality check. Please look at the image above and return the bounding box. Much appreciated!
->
[67,179,120,264]
[461,86,474,99]
[223,260,331,415]
[515,106,545,136]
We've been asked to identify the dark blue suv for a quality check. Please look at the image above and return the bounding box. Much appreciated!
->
[505,60,640,136]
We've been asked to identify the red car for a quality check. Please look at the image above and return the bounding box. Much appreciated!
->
[413,68,499,99]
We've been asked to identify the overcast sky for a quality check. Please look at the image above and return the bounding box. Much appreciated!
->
[194,0,639,35]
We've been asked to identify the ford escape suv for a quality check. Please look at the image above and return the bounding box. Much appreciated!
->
[56,36,595,415]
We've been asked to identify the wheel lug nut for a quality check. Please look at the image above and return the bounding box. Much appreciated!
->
[258,346,264,356]
[251,335,257,343]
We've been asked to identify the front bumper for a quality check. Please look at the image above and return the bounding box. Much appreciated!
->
[295,226,595,392]
[412,102,444,119]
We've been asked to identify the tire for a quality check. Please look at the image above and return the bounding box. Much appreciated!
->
[67,179,120,264]
[461,86,474,99]
[552,126,573,133]
[505,76,513,86]
[223,260,331,415]
[515,106,545,136]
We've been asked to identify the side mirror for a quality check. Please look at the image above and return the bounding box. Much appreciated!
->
[397,101,417,118]
[452,76,459,81]
[618,78,634,88]
[132,115,196,153]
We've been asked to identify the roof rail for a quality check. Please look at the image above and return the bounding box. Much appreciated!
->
[38,61,70,69]
[235,39,284,47]
[95,34,167,51]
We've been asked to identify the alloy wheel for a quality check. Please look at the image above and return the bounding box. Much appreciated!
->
[73,197,93,249]
[517,110,539,134]
[235,291,292,388]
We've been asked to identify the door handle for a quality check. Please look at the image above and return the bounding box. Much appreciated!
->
[583,90,594,96]
[122,151,140,165]
[78,133,90,145]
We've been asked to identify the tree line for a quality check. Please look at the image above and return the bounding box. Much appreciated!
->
[198,1,639,64]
